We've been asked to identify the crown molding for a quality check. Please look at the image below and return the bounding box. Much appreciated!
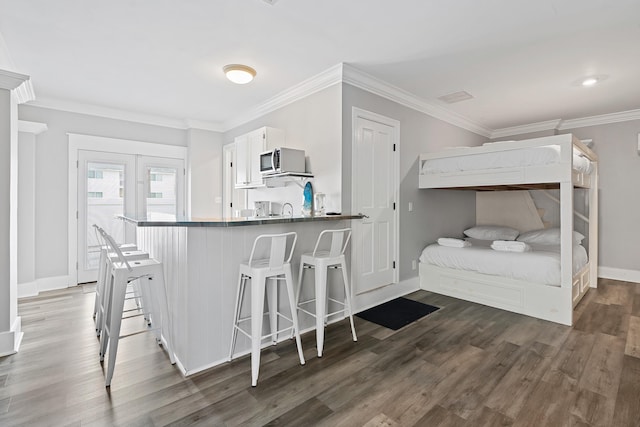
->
[558,109,640,130]
[183,119,224,132]
[0,69,35,104]
[17,60,640,139]
[26,97,222,131]
[490,119,562,139]
[341,63,492,138]
[0,69,28,90]
[491,108,640,138]
[222,63,343,131]
[13,79,35,104]
[18,120,47,134]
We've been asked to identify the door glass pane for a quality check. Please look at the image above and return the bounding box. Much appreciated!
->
[86,162,125,269]
[146,166,177,219]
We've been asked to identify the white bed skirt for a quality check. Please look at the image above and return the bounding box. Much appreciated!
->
[419,262,591,326]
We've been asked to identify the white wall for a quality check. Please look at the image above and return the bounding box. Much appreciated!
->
[558,121,640,276]
[188,128,224,218]
[17,130,36,285]
[17,105,188,282]
[223,84,343,215]
[493,120,640,278]
[341,83,486,282]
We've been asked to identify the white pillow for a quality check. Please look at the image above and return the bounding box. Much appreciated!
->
[463,225,519,241]
[517,227,584,245]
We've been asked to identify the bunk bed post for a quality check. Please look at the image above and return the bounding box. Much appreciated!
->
[560,180,574,325]
[589,161,599,289]
[559,137,575,326]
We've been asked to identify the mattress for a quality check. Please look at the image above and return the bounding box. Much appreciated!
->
[419,239,588,286]
[421,145,593,175]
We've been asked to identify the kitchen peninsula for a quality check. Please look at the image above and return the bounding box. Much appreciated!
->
[122,214,362,376]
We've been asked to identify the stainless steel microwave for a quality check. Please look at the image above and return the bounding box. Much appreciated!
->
[259,147,306,175]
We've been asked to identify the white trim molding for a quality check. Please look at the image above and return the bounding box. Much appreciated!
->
[0,68,34,103]
[17,281,38,298]
[13,79,35,104]
[0,317,23,357]
[28,97,224,132]
[598,266,640,284]
[16,62,640,139]
[0,68,29,90]
[18,275,70,299]
[22,63,493,137]
[18,120,47,135]
[490,119,563,139]
[223,63,344,131]
[492,109,640,138]
[559,109,640,130]
[342,64,492,138]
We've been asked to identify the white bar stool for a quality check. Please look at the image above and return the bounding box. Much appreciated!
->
[98,229,175,387]
[92,224,142,320]
[295,228,357,357]
[229,232,305,387]
[92,225,149,337]
[95,249,151,337]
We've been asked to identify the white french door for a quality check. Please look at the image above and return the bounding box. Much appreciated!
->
[77,151,136,283]
[136,156,186,220]
[352,108,399,294]
[76,151,185,284]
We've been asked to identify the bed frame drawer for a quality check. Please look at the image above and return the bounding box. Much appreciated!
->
[437,270,525,309]
[572,265,591,307]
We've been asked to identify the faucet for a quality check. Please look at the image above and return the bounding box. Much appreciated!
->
[282,202,294,218]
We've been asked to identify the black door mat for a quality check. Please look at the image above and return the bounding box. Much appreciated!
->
[356,297,439,330]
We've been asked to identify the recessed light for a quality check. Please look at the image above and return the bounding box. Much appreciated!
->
[223,64,257,84]
[581,77,598,86]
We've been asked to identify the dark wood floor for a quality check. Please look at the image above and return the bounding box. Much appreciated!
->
[1,278,640,426]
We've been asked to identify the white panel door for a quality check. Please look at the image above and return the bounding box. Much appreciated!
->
[77,150,136,283]
[222,143,247,218]
[352,111,399,294]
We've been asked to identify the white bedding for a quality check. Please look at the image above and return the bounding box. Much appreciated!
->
[421,145,593,175]
[419,239,588,286]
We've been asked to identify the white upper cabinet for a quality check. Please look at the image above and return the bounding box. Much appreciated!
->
[234,127,285,188]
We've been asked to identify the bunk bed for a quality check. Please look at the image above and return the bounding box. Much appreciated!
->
[418,134,598,326]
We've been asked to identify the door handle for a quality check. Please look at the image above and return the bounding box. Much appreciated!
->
[358,213,370,219]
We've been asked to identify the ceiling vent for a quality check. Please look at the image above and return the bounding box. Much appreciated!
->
[437,91,474,104]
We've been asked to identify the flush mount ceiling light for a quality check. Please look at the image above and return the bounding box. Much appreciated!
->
[573,74,608,87]
[223,64,256,84]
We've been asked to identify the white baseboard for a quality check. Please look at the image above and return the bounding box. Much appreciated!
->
[0,316,23,356]
[17,280,38,298]
[18,275,70,299]
[598,266,640,284]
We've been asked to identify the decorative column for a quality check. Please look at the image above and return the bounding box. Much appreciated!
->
[17,121,47,297]
[0,69,34,356]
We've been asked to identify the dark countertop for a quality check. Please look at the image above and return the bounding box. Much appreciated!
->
[120,214,363,227]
